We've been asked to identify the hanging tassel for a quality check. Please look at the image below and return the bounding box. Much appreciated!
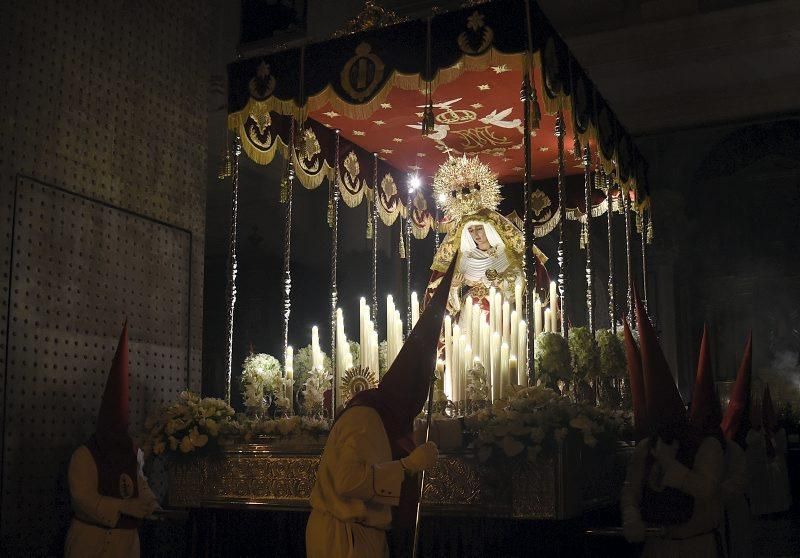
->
[647,222,654,244]
[421,102,435,136]
[366,199,374,239]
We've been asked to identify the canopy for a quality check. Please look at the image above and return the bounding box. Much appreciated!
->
[227,0,650,238]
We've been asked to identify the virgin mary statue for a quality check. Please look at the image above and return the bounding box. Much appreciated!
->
[423,156,550,323]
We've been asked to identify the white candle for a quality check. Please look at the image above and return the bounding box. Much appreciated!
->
[411,291,419,329]
[436,359,446,400]
[509,355,518,389]
[534,296,543,337]
[549,281,559,334]
[518,320,528,385]
[452,324,461,401]
[458,334,467,403]
[481,320,490,371]
[510,311,518,359]
[491,332,501,402]
[494,292,503,336]
[387,295,395,365]
[464,296,473,347]
[502,300,511,346]
[285,345,294,414]
[471,304,480,359]
[311,325,321,369]
[444,315,452,398]
[489,287,497,335]
[544,308,552,333]
[500,342,510,398]
[463,344,472,404]
[515,277,523,316]
[371,330,379,376]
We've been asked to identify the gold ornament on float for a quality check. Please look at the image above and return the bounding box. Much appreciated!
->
[433,155,502,222]
[341,366,378,401]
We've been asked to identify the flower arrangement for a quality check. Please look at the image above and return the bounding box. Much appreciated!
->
[568,327,599,379]
[466,361,490,402]
[225,415,330,443]
[301,365,331,417]
[241,353,290,416]
[596,328,627,378]
[141,391,235,460]
[378,340,389,377]
[463,385,631,463]
[293,344,332,393]
[534,332,571,383]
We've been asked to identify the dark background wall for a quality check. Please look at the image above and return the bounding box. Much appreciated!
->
[0,1,211,554]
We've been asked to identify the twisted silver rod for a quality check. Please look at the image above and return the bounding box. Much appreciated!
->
[224,134,242,403]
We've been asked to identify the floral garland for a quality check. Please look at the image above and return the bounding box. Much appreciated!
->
[596,329,627,378]
[463,385,631,463]
[568,327,599,379]
[141,391,235,459]
[534,332,571,383]
[292,344,332,393]
[241,353,290,416]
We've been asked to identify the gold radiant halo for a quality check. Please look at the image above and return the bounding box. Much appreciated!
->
[341,366,378,401]
[432,155,501,222]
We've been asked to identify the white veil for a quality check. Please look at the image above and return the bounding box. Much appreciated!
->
[458,221,510,283]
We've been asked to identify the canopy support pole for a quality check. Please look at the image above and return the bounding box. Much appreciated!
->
[371,153,379,324]
[521,76,535,384]
[623,186,633,321]
[330,130,341,418]
[282,121,295,355]
[641,208,649,314]
[604,171,616,333]
[224,134,242,404]
[555,112,568,338]
[583,145,594,334]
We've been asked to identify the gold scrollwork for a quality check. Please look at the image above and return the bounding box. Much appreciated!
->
[436,108,477,126]
[340,42,385,102]
[453,126,512,151]
[457,11,494,55]
[296,127,322,175]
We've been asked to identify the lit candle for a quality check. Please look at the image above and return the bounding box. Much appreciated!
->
[411,291,420,329]
[464,296,473,347]
[285,345,294,414]
[544,308,552,333]
[549,281,559,334]
[371,330,379,376]
[500,342,510,398]
[491,332,501,402]
[502,300,511,346]
[510,310,518,360]
[489,287,497,335]
[436,358,446,401]
[534,296,543,337]
[518,320,527,385]
[311,325,321,369]
[514,277,523,316]
[444,315,452,398]
[494,291,503,336]
[509,355,518,388]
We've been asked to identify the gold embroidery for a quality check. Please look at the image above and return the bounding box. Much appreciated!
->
[341,43,385,102]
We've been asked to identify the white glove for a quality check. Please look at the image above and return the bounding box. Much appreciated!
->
[623,517,646,543]
[120,495,160,519]
[400,441,439,472]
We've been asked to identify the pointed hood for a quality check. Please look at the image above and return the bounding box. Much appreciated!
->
[342,255,458,447]
[689,324,722,435]
[721,333,752,443]
[635,287,686,436]
[376,255,457,431]
[623,316,648,439]
[95,321,133,452]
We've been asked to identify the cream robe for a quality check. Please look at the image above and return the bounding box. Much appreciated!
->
[720,440,752,558]
[307,406,405,558]
[622,437,724,558]
[65,446,157,558]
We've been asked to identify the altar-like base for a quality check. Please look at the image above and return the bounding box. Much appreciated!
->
[168,437,631,520]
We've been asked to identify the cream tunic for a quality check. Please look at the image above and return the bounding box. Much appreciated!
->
[745,429,770,515]
[720,440,752,558]
[64,446,157,558]
[307,406,405,558]
[622,437,724,557]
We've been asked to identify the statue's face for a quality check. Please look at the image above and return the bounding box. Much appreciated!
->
[467,224,490,250]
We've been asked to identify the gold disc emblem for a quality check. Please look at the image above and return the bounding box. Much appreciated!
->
[341,366,378,402]
[119,473,135,499]
[341,43,385,102]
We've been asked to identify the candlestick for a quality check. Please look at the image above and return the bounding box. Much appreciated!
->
[534,296,543,337]
[510,310,518,361]
[518,321,528,385]
[514,277,523,316]
[494,291,503,336]
[311,325,321,369]
[411,291,419,329]
[500,342,510,398]
[549,281,559,334]
[471,303,480,361]
[285,345,294,414]
[464,344,472,405]
[444,315,452,400]
[489,287,497,335]
[452,324,461,402]
[464,296,473,348]
[544,308,552,333]
[458,334,467,405]
[491,332,501,402]
[502,300,511,346]
[509,355,518,389]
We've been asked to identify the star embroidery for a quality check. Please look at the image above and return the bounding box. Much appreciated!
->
[550,158,559,164]
[510,144,522,150]
[380,148,394,154]
[393,137,403,143]
[415,112,424,118]
[380,103,392,109]
[416,152,427,157]
[323,123,332,128]
[538,146,549,152]
[491,65,510,74]
[408,165,421,171]
[353,130,366,136]
[323,111,340,118]
[478,84,490,91]
[373,120,385,126]
[471,103,483,109]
